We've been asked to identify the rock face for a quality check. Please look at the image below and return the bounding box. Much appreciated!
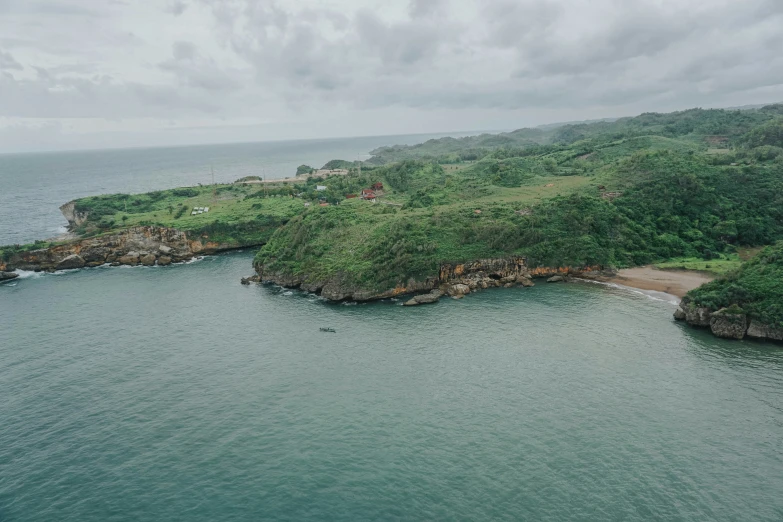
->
[677,298,783,343]
[0,271,19,282]
[547,275,565,283]
[241,275,261,285]
[140,253,157,266]
[746,320,783,341]
[59,201,91,228]
[709,308,748,339]
[684,304,712,327]
[403,290,442,306]
[445,283,471,296]
[255,255,606,303]
[0,226,249,274]
[56,254,86,270]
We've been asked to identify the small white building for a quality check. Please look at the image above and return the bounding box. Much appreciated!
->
[316,185,327,191]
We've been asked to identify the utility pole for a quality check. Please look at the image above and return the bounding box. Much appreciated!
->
[211,165,216,203]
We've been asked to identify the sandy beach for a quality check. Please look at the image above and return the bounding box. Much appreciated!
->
[600,266,714,298]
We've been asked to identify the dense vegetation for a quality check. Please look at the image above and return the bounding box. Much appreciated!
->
[254,104,783,304]
[687,242,783,326]
[6,104,783,321]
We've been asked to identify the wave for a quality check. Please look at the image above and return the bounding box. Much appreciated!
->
[576,278,680,305]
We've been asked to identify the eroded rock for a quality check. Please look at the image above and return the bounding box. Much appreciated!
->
[140,253,157,266]
[709,308,748,339]
[746,320,783,341]
[0,271,19,282]
[56,254,85,270]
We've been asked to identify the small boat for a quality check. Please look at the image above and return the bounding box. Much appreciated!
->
[319,327,336,333]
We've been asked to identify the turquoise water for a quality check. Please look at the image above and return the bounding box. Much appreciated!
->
[2,253,782,521]
[0,133,468,245]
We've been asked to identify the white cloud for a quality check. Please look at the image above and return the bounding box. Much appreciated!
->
[0,0,781,152]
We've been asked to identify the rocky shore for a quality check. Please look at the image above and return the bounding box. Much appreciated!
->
[253,256,606,303]
[673,298,783,342]
[0,226,251,273]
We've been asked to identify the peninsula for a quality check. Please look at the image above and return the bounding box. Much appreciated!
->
[3,105,783,341]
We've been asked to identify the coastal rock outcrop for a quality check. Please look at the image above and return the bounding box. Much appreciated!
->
[547,275,565,283]
[56,254,86,270]
[746,320,783,341]
[254,255,605,303]
[683,304,712,327]
[709,308,748,339]
[140,253,157,266]
[403,290,442,306]
[0,271,19,282]
[0,226,250,274]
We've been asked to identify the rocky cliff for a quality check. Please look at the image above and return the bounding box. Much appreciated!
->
[0,226,248,272]
[254,256,602,302]
[673,299,783,343]
[59,201,91,228]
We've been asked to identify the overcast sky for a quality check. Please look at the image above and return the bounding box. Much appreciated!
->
[1,0,781,153]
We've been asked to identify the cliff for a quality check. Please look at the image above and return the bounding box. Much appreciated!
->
[673,242,783,342]
[255,255,601,302]
[0,226,251,272]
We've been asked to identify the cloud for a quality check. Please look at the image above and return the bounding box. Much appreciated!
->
[158,41,241,92]
[0,50,22,70]
[0,0,782,151]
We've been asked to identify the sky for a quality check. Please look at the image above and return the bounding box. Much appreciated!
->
[0,0,782,153]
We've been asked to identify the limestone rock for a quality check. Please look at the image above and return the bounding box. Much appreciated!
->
[0,271,19,282]
[684,305,712,327]
[451,294,464,300]
[673,307,686,321]
[404,291,441,306]
[56,254,86,270]
[158,256,172,266]
[158,245,173,255]
[547,275,565,283]
[709,308,748,339]
[118,252,140,265]
[746,320,783,341]
[140,253,157,266]
[241,275,261,285]
[446,283,471,296]
[518,277,535,287]
[504,282,515,288]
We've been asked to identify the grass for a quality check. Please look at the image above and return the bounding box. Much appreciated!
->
[654,256,743,275]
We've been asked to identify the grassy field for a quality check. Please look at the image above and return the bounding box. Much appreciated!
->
[653,256,743,275]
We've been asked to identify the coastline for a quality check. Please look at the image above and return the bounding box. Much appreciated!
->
[587,266,714,299]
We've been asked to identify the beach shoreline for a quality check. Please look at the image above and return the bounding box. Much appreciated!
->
[591,266,714,299]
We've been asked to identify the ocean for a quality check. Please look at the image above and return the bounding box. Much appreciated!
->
[1,138,782,521]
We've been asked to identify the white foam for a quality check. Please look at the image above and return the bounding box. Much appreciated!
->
[576,278,680,305]
[11,269,44,280]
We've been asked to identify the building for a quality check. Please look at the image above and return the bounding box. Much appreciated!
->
[372,182,384,191]
[316,185,327,191]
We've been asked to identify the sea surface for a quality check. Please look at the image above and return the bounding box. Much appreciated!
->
[2,140,783,521]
